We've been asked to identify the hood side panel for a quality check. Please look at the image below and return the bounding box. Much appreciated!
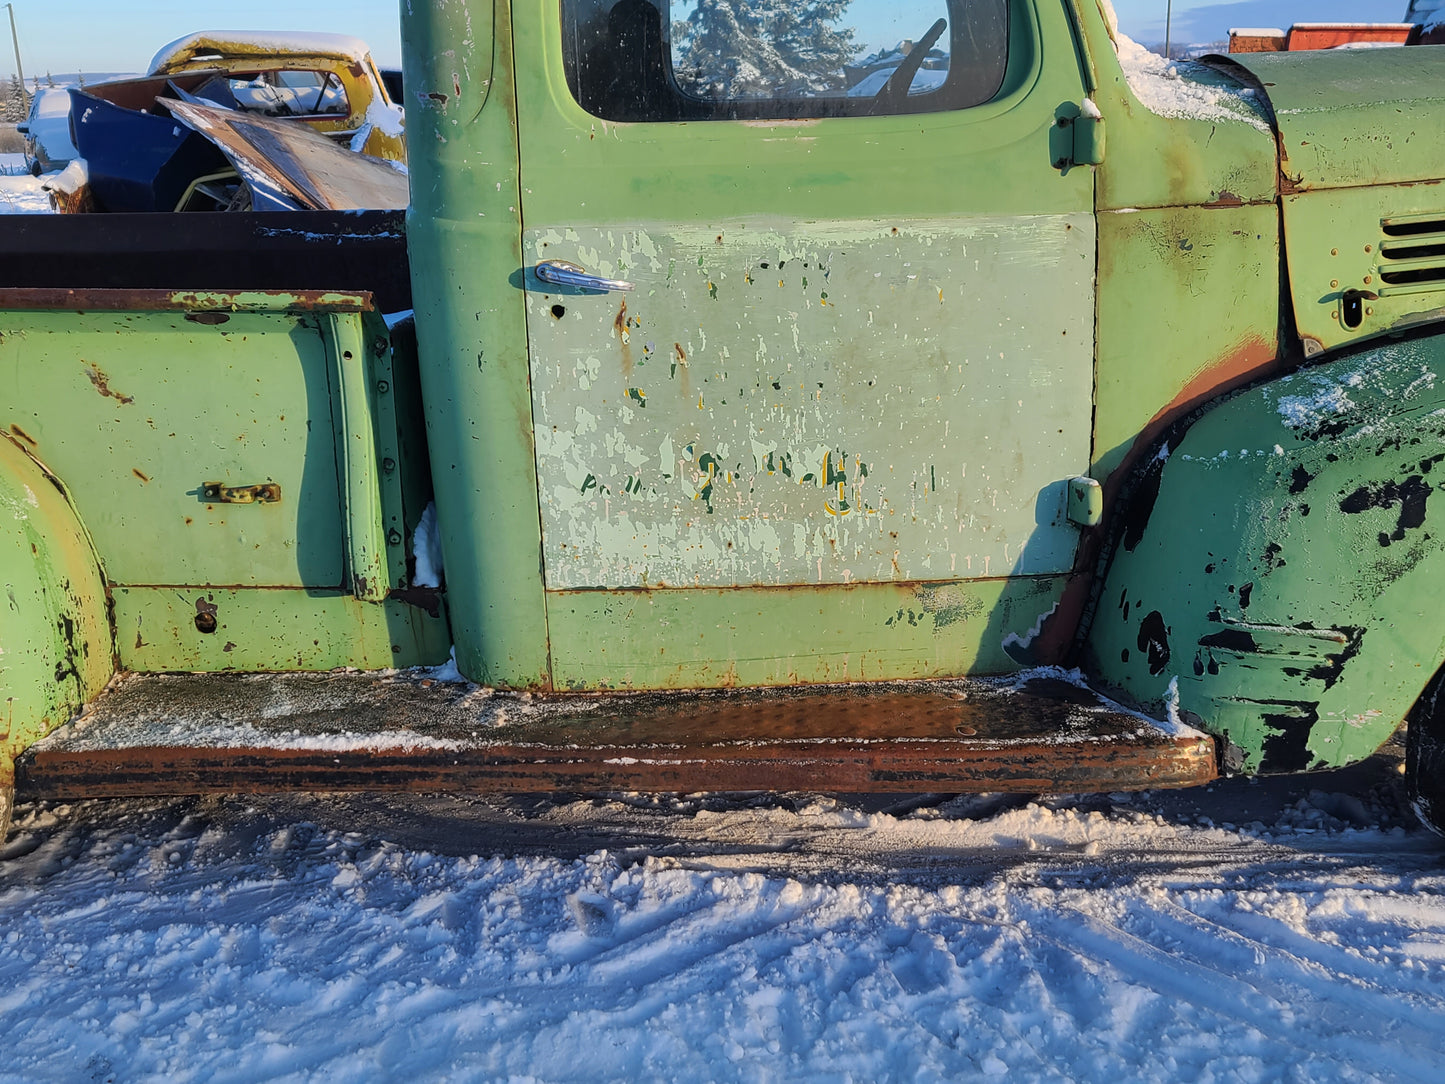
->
[1212,48,1445,191]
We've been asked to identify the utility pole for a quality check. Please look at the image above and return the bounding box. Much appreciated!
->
[3,4,25,111]
[1165,0,1173,60]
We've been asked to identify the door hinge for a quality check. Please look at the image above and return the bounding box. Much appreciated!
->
[1051,100,1105,171]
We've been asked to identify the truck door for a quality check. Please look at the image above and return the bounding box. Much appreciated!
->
[511,0,1097,688]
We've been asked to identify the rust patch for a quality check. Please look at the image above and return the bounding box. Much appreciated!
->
[614,298,633,378]
[83,361,134,405]
[14,671,1217,799]
[1206,190,1245,208]
[0,288,373,313]
[388,585,443,619]
[1130,335,1279,469]
[673,342,686,364]
[8,424,37,447]
[132,468,150,483]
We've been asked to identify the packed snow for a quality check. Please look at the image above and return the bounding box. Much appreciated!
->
[1,734,1442,1082]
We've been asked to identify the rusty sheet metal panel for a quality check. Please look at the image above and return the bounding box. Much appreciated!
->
[167,100,410,211]
[1213,47,1445,192]
[1085,331,1445,773]
[526,217,1095,590]
[16,670,1216,798]
[1280,186,1445,356]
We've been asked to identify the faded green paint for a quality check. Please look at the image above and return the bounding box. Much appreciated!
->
[1092,203,1280,482]
[0,436,114,784]
[547,575,1068,690]
[0,307,344,588]
[526,217,1094,590]
[1220,48,1445,192]
[1072,3,1277,211]
[1086,335,1445,772]
[403,0,554,688]
[0,293,446,678]
[113,587,447,672]
[507,0,1097,686]
[1280,186,1445,356]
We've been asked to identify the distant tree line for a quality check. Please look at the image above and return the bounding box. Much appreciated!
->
[2,73,61,121]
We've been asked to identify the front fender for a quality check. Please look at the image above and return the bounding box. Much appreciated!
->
[0,435,114,785]
[1084,331,1445,773]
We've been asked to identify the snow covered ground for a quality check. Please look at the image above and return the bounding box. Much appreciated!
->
[0,162,55,214]
[1,734,1442,1083]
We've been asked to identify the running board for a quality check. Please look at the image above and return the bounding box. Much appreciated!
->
[15,671,1216,798]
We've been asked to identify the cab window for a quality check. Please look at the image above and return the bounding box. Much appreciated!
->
[562,0,1009,122]
[195,70,351,119]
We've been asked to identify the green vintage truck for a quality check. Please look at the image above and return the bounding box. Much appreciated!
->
[5,0,1445,838]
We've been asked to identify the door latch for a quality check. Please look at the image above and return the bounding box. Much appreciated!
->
[202,482,282,504]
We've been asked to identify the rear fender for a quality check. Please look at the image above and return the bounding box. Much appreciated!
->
[0,435,115,785]
[1084,330,1445,773]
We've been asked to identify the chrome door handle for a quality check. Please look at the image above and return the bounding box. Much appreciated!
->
[534,259,635,292]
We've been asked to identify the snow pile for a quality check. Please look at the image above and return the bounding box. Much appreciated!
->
[0,173,53,214]
[1112,33,1270,131]
[411,501,444,588]
[148,31,376,75]
[1096,0,1269,131]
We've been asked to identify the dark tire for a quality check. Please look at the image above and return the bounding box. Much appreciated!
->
[1406,670,1445,836]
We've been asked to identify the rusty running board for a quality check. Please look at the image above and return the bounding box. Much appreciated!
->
[15,671,1216,799]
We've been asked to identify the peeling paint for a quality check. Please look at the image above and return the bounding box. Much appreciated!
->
[525,217,1095,589]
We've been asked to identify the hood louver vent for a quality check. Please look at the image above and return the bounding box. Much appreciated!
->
[1379,213,1445,288]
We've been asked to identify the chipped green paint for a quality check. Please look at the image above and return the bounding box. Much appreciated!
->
[1086,335,1445,772]
[526,218,1094,590]
[0,435,113,784]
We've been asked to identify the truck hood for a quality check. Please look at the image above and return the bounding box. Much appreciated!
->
[1211,47,1445,190]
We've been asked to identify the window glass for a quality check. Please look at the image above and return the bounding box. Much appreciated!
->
[197,70,350,119]
[562,0,1009,122]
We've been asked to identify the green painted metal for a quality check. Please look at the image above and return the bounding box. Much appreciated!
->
[510,0,1096,688]
[112,587,448,672]
[0,291,447,676]
[1279,186,1445,357]
[1091,203,1280,484]
[525,217,1094,591]
[0,435,114,785]
[402,0,554,689]
[0,305,344,588]
[324,311,392,601]
[1070,2,1277,211]
[548,575,1069,691]
[1219,48,1445,192]
[1085,334,1445,772]
[7,0,1445,797]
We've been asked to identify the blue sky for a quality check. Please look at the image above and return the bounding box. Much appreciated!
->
[0,1,1420,79]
